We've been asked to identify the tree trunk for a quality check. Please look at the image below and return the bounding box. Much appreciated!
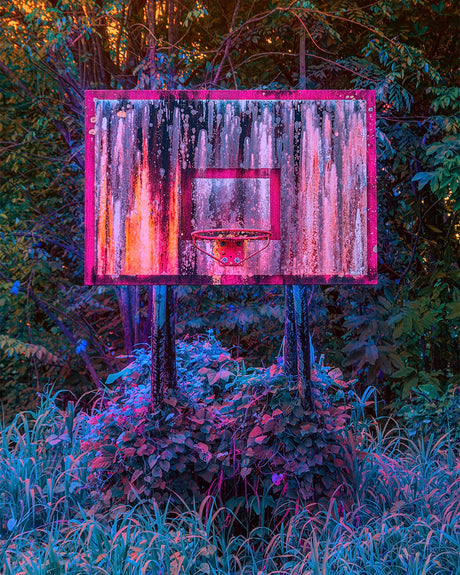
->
[147,1,178,410]
[116,286,140,356]
[299,27,306,89]
[146,0,157,87]
[284,28,314,410]
[167,0,182,88]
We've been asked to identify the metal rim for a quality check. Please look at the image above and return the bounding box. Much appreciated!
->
[191,229,272,242]
[191,228,272,266]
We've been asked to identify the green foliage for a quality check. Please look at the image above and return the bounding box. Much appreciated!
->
[0,0,459,428]
[398,378,460,442]
[0,335,63,366]
[81,337,354,516]
[177,287,285,365]
[413,134,460,209]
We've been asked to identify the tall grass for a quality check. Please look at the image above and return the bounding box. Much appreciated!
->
[0,394,459,574]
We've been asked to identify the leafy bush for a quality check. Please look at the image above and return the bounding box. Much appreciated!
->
[81,336,355,518]
[398,378,460,444]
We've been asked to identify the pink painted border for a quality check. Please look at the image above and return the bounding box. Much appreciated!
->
[366,90,378,283]
[90,274,374,286]
[84,90,377,285]
[85,89,373,102]
[84,92,96,284]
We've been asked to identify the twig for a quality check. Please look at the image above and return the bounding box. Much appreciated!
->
[289,10,337,56]
[227,54,238,89]
[213,0,242,87]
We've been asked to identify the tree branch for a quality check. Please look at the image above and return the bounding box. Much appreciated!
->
[213,0,242,86]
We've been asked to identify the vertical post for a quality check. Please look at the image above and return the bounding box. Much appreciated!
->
[150,285,177,411]
[117,286,135,356]
[292,285,313,411]
[164,286,177,389]
[145,3,177,412]
[285,25,313,409]
[284,285,297,375]
[284,286,314,410]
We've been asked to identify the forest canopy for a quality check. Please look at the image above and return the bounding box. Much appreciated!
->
[0,0,459,424]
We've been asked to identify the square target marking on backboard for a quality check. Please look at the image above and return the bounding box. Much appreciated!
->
[181,168,281,240]
[85,90,377,285]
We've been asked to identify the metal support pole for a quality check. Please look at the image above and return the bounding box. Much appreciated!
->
[285,285,314,410]
[150,285,177,410]
[284,285,297,376]
[293,285,313,410]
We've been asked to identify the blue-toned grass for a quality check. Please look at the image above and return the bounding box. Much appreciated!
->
[0,392,459,574]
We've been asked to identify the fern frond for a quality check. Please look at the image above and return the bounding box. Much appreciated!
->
[0,335,63,365]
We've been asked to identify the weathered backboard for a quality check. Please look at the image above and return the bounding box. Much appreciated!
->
[85,90,376,285]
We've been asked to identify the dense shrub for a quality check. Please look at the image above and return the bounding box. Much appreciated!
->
[81,336,355,517]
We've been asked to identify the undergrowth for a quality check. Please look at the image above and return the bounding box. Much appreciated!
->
[82,335,354,513]
[0,337,459,574]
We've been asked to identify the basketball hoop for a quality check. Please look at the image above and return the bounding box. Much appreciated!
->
[191,229,271,266]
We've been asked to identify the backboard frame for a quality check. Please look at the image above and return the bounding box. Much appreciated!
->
[85,90,377,285]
